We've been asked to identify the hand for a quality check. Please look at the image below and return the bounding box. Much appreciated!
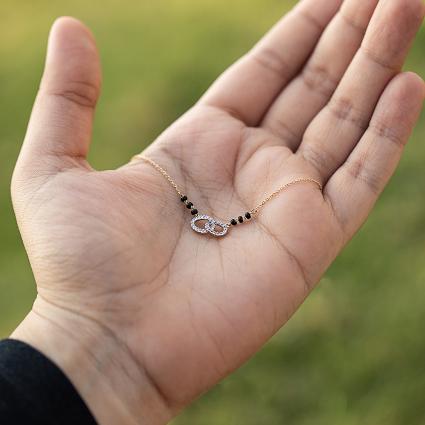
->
[11,0,424,424]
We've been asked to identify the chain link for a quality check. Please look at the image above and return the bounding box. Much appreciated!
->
[136,155,184,197]
[132,154,322,223]
[249,178,322,216]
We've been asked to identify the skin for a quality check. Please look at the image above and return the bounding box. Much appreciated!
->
[9,0,425,424]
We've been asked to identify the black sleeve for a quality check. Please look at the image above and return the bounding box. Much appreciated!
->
[0,339,97,425]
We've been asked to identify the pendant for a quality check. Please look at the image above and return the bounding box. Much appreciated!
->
[191,215,228,237]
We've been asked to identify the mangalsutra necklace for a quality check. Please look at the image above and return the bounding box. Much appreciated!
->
[132,154,322,238]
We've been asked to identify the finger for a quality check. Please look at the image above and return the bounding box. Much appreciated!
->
[262,0,379,150]
[15,17,101,180]
[297,0,424,181]
[325,72,425,239]
[199,0,342,126]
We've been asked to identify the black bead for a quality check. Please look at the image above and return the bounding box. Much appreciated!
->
[186,202,193,209]
[191,209,198,215]
[181,195,187,202]
[231,219,238,226]
[238,216,244,223]
[245,212,251,220]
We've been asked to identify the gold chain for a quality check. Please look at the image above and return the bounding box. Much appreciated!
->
[132,153,322,227]
[249,177,322,215]
[137,155,184,197]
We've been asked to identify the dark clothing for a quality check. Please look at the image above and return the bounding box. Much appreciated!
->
[0,339,97,425]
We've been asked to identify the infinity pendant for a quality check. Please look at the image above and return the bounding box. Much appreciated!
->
[190,215,229,237]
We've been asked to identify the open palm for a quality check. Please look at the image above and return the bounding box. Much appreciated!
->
[11,0,424,424]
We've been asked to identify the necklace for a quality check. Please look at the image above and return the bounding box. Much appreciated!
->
[132,154,322,237]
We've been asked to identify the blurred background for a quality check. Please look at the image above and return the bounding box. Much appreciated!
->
[0,0,424,424]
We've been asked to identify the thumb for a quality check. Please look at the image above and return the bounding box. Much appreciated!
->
[14,17,102,182]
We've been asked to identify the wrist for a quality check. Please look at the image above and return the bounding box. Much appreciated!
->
[11,296,171,425]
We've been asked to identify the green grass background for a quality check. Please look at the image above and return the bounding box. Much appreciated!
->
[0,1,424,424]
